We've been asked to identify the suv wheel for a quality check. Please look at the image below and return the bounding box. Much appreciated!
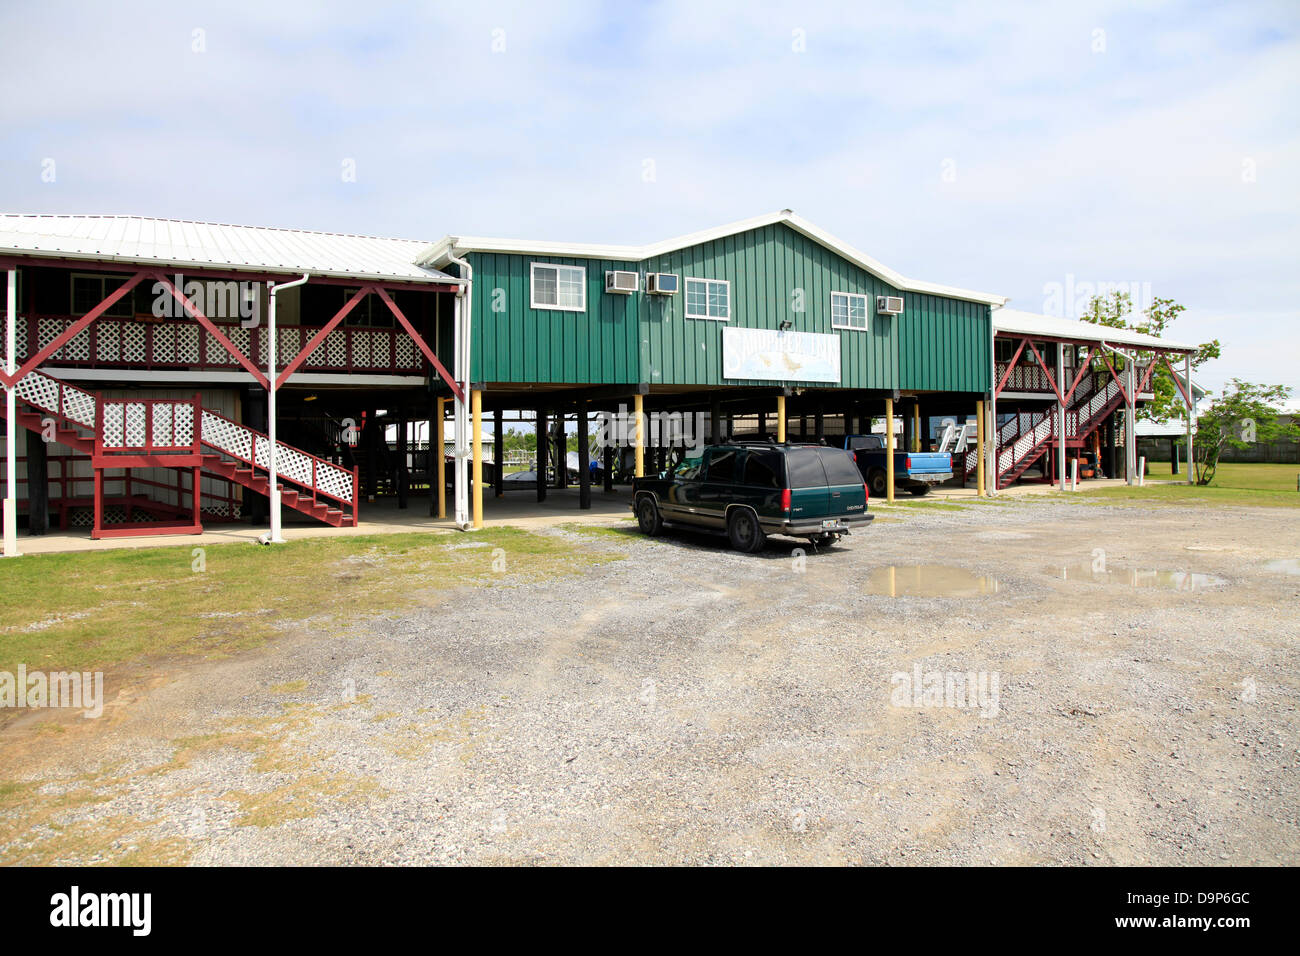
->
[727,508,766,553]
[908,485,930,496]
[636,495,663,536]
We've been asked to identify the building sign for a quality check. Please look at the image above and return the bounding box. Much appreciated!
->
[722,327,841,383]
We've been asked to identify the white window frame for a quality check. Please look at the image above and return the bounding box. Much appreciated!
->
[684,277,731,321]
[530,262,587,313]
[830,291,870,332]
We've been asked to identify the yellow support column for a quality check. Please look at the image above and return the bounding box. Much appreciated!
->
[885,397,895,503]
[633,393,645,477]
[912,404,921,452]
[776,395,786,442]
[472,389,484,529]
[435,397,446,519]
[976,399,986,497]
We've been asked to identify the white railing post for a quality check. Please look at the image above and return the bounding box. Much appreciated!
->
[3,268,19,558]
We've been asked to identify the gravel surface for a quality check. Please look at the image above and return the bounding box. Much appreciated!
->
[2,496,1298,865]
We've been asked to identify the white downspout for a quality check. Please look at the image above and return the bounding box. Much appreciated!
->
[988,302,1002,496]
[266,273,310,543]
[3,268,17,557]
[444,247,473,530]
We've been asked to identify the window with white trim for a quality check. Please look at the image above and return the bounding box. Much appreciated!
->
[831,291,869,331]
[684,277,730,320]
[71,272,136,318]
[530,263,586,312]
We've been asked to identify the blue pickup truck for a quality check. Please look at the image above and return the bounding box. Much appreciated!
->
[840,434,953,497]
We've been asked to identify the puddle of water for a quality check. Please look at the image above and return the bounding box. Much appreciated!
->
[1052,565,1226,590]
[865,564,1001,597]
[1263,558,1300,576]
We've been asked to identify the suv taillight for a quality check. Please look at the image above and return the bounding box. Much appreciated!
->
[905,456,913,469]
[864,482,870,503]
[781,488,791,513]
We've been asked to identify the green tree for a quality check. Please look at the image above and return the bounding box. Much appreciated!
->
[1079,292,1221,423]
[1193,380,1298,485]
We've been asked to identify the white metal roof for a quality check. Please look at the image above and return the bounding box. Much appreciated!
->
[418,209,1008,306]
[0,214,461,284]
[993,308,1195,352]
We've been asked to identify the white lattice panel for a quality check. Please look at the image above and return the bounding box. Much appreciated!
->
[38,318,69,361]
[279,328,298,364]
[1,320,28,360]
[352,332,371,367]
[201,411,253,462]
[96,323,121,362]
[173,404,194,446]
[227,326,251,365]
[123,403,147,447]
[324,330,348,367]
[122,322,147,363]
[151,405,173,447]
[15,372,60,415]
[394,335,417,369]
[152,325,175,364]
[316,462,353,501]
[371,333,390,368]
[62,388,96,427]
[206,329,236,365]
[177,324,200,365]
[65,327,91,361]
[102,404,125,448]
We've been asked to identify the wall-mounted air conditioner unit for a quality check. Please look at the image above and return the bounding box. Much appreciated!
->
[606,270,639,294]
[877,295,905,315]
[646,273,679,295]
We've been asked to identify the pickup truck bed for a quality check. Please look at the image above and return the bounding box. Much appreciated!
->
[840,435,953,497]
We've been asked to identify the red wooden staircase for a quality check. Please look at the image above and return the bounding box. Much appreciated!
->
[2,369,358,535]
[965,370,1127,488]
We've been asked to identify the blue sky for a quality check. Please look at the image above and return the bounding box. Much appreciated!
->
[1,0,1296,398]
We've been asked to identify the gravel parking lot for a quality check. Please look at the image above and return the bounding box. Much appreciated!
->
[2,496,1297,865]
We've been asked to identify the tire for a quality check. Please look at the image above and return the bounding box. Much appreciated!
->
[635,495,663,536]
[727,508,766,553]
[908,485,930,497]
[867,468,888,498]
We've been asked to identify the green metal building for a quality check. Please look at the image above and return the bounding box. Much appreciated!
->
[421,209,1002,414]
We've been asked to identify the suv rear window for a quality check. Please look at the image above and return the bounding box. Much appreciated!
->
[785,448,828,489]
[818,447,863,485]
[742,449,783,489]
[704,449,737,482]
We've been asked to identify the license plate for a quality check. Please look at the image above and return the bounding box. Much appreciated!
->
[821,519,841,529]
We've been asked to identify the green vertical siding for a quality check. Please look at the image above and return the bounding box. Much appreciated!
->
[468,222,990,393]
[469,253,642,384]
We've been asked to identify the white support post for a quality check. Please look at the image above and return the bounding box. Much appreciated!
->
[1071,458,1079,492]
[1056,342,1067,489]
[266,273,309,543]
[1125,354,1137,486]
[987,390,997,496]
[1138,455,1146,487]
[452,294,470,529]
[3,268,18,557]
[1184,353,1194,486]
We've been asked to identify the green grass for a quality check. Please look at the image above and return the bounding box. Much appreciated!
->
[1076,461,1300,507]
[0,528,612,678]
